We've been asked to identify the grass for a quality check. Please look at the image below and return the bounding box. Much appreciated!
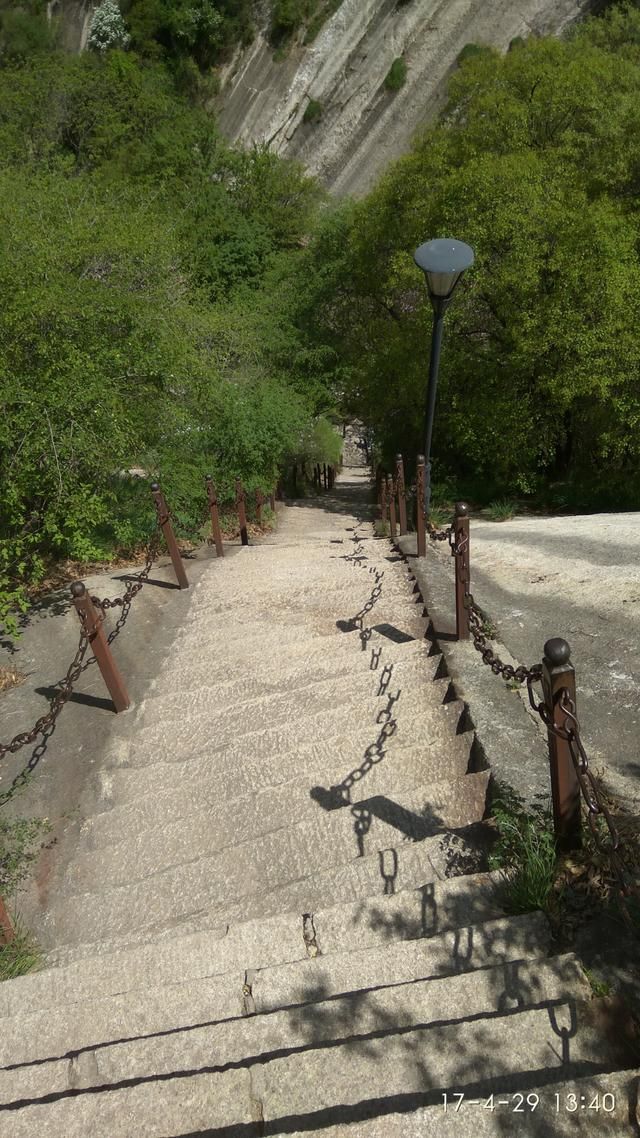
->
[489,792,557,915]
[0,919,41,982]
[486,498,517,522]
[583,967,612,998]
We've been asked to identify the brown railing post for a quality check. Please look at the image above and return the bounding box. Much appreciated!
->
[395,454,407,536]
[205,476,224,558]
[416,454,426,557]
[292,464,298,495]
[380,472,387,525]
[269,489,276,511]
[256,488,264,527]
[235,479,249,546]
[71,583,131,712]
[0,894,15,944]
[388,474,397,544]
[541,638,582,852]
[323,463,328,490]
[453,501,470,640]
[151,483,189,590]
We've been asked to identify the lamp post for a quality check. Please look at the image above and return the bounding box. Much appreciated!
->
[414,238,474,523]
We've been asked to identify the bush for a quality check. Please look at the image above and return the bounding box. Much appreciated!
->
[303,98,322,123]
[88,0,130,53]
[384,57,407,92]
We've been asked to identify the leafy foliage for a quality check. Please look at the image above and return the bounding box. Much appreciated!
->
[384,57,406,92]
[88,1,130,53]
[293,6,640,508]
[0,49,331,636]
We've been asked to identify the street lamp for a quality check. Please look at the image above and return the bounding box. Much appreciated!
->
[414,237,474,522]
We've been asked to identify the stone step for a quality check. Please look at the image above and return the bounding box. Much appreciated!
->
[175,603,427,650]
[45,813,487,955]
[3,871,506,1018]
[119,683,463,771]
[205,821,490,930]
[162,633,428,694]
[284,1068,640,1137]
[95,723,474,814]
[64,770,490,893]
[188,580,419,617]
[2,956,620,1137]
[135,652,445,733]
[0,915,555,1103]
[83,735,473,849]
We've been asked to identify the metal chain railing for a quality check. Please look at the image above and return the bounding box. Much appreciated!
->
[0,632,91,762]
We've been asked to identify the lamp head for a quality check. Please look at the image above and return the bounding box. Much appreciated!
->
[414,238,474,307]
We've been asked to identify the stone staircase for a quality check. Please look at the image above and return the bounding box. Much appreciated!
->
[1,468,637,1135]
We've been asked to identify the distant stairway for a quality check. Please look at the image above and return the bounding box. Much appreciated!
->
[0,468,637,1135]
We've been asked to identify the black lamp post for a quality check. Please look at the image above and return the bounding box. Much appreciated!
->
[414,237,474,522]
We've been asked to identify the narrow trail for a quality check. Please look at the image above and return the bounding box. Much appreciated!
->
[0,469,637,1135]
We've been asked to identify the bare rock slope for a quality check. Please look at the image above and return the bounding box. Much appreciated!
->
[217,0,591,197]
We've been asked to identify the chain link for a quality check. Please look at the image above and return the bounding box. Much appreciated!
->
[0,631,90,761]
[1,526,162,762]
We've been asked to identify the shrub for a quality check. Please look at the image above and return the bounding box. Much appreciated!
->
[88,0,130,53]
[303,98,322,123]
[384,57,407,92]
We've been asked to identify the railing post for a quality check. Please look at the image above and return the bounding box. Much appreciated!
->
[380,472,387,525]
[0,894,15,944]
[71,582,131,712]
[269,489,276,511]
[453,501,470,640]
[388,474,397,544]
[151,483,189,590]
[416,454,426,558]
[395,454,407,536]
[205,476,224,558]
[235,479,249,546]
[292,464,298,495]
[323,463,328,490]
[541,638,582,852]
[256,488,264,527]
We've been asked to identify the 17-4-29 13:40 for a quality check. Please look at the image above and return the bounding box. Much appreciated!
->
[442,1092,616,1112]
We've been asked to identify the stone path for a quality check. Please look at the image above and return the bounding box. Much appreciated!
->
[0,469,637,1134]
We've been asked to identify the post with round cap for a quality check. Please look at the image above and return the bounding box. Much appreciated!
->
[541,638,582,851]
[395,454,408,536]
[453,502,470,640]
[235,479,249,546]
[415,455,426,558]
[414,238,474,526]
[151,482,189,589]
[380,472,387,527]
[387,474,397,544]
[71,582,130,712]
[205,476,224,558]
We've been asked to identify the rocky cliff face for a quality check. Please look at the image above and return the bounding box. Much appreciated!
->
[48,0,98,52]
[216,0,592,197]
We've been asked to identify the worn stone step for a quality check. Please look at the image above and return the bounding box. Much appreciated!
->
[64,770,489,893]
[0,915,556,1104]
[2,958,619,1136]
[0,887,523,1074]
[45,810,486,954]
[284,1068,640,1137]
[3,871,506,1018]
[0,936,569,1107]
[95,723,474,816]
[177,602,427,649]
[84,734,473,849]
[205,821,490,931]
[120,683,463,771]
[135,652,445,732]
[162,633,428,694]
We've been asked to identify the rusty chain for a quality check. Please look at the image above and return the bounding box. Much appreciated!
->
[0,631,90,762]
[449,528,543,686]
[527,682,637,929]
[1,525,162,763]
